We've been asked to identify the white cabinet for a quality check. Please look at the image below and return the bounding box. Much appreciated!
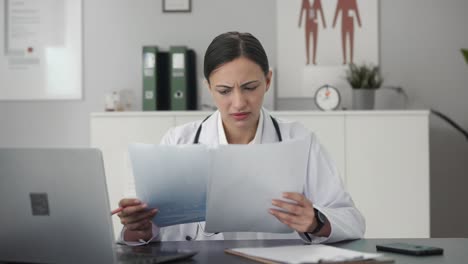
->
[90,111,430,239]
[345,113,430,238]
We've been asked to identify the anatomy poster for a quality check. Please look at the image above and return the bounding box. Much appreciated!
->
[277,0,379,98]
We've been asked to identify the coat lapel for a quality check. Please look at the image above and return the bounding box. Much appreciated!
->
[261,108,281,144]
[197,111,220,145]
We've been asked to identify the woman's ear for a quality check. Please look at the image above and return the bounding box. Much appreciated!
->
[265,69,273,92]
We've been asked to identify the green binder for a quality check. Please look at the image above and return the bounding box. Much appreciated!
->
[169,46,187,110]
[170,46,194,110]
[142,46,158,111]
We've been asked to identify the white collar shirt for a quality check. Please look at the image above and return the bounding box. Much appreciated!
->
[217,110,264,145]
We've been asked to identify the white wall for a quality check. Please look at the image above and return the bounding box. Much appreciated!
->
[0,0,276,147]
[1,0,467,237]
[379,0,468,238]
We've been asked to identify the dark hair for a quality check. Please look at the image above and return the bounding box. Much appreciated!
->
[204,32,269,82]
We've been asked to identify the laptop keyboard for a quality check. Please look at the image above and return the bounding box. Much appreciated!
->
[116,250,196,264]
[117,252,164,264]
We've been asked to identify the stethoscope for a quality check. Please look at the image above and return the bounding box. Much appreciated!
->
[193,114,283,144]
[185,113,283,241]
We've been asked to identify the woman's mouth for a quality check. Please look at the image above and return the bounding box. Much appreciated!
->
[231,112,250,121]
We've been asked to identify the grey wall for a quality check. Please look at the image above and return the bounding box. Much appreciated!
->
[0,0,276,147]
[1,0,467,237]
[380,0,468,238]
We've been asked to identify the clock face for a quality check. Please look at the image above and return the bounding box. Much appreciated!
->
[314,85,341,111]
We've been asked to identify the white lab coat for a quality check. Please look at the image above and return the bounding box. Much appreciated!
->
[120,108,365,245]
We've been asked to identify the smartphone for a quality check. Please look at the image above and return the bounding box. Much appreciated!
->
[376,243,443,256]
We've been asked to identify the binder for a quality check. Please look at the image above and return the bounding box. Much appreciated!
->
[157,52,170,110]
[142,46,158,111]
[142,46,169,111]
[169,46,197,110]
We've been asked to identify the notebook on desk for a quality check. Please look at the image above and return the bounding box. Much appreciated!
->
[225,244,393,264]
[0,148,196,264]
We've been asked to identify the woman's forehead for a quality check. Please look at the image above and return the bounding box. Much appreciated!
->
[209,57,264,82]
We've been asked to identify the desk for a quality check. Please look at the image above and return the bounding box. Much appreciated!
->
[116,238,467,264]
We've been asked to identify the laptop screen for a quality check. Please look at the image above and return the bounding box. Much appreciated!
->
[0,148,115,263]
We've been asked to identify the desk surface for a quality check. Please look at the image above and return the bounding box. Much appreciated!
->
[2,238,465,264]
[118,238,467,264]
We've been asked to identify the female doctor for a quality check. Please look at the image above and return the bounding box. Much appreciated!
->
[117,32,365,245]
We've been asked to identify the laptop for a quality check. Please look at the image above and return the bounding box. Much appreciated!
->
[0,148,196,264]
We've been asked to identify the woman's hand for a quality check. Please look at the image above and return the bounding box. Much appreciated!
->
[117,198,158,241]
[269,192,323,234]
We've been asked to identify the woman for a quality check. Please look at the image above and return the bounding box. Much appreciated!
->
[118,32,365,245]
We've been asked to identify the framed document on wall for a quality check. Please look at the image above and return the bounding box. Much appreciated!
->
[163,0,191,13]
[0,0,82,100]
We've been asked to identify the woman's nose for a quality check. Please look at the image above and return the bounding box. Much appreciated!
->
[232,89,247,109]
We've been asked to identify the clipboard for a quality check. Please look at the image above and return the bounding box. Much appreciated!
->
[225,246,394,264]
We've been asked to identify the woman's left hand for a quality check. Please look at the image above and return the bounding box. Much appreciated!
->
[269,192,317,233]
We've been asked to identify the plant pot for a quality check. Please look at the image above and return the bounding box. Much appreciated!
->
[352,89,376,110]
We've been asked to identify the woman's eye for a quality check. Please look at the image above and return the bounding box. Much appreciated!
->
[244,86,258,91]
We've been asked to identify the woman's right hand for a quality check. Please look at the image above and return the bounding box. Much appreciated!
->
[117,198,158,241]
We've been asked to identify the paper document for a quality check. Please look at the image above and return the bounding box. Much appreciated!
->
[205,138,310,233]
[226,244,384,264]
[128,137,310,232]
[129,144,209,227]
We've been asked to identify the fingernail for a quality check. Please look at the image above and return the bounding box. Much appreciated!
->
[134,199,140,204]
[272,200,278,206]
[152,209,158,213]
[142,203,147,208]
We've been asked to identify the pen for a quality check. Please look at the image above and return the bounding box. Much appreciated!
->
[110,207,123,215]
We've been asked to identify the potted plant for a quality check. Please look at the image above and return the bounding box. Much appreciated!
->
[345,63,383,110]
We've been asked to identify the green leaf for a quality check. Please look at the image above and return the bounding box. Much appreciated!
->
[345,63,383,89]
[462,49,468,64]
